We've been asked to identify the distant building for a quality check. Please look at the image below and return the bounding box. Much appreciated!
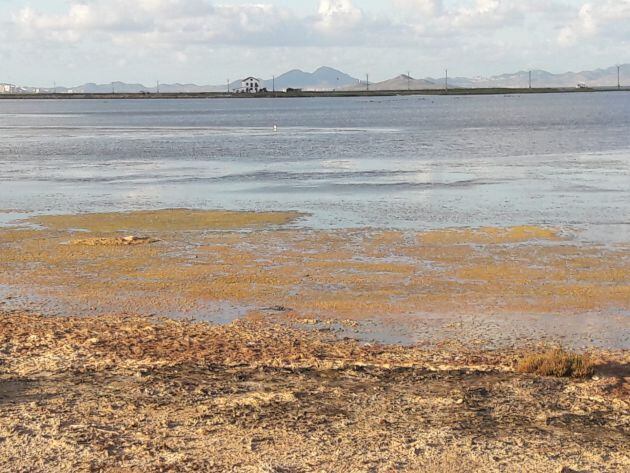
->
[237,77,262,93]
[0,84,17,94]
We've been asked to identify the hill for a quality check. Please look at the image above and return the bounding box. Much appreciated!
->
[341,74,441,91]
[441,64,629,89]
[262,67,358,91]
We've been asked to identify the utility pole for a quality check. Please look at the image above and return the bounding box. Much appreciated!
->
[445,69,448,94]
[618,65,621,90]
[53,81,56,94]
[407,71,410,91]
[366,73,369,92]
[272,75,275,94]
[529,70,532,89]
[156,80,160,94]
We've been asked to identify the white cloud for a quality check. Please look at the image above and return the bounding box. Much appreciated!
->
[2,0,629,85]
[450,0,523,29]
[390,0,443,17]
[11,1,294,44]
[559,1,630,46]
[6,0,586,48]
[315,0,363,32]
[392,0,566,35]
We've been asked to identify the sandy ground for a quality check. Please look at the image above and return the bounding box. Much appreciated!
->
[0,311,628,473]
[0,209,628,471]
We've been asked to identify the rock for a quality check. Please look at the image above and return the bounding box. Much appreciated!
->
[70,236,158,246]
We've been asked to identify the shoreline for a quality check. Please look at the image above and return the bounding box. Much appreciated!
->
[1,87,629,100]
[1,309,628,472]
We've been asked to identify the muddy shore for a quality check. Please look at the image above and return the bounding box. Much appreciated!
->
[0,209,628,471]
[1,210,628,348]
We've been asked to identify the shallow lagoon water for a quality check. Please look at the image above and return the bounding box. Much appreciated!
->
[1,93,629,243]
[1,95,629,347]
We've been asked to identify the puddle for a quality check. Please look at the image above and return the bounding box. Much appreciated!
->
[0,211,33,227]
[167,300,253,325]
[314,312,630,350]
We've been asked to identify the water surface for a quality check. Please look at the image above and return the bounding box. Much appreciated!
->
[1,93,629,243]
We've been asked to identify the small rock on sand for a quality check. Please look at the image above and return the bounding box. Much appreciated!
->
[70,236,158,246]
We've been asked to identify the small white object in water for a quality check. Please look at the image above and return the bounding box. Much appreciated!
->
[273,124,278,132]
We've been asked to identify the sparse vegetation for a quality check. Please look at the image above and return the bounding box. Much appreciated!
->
[517,348,594,378]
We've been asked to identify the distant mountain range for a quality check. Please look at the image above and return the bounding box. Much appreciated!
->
[342,74,442,91]
[351,65,628,90]
[439,65,628,89]
[22,67,361,94]
[262,66,358,91]
[4,64,628,94]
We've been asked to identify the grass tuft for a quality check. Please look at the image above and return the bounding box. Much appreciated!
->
[517,348,594,378]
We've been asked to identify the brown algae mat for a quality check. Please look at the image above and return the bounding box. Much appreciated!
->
[30,208,303,232]
[1,210,628,329]
[0,310,628,472]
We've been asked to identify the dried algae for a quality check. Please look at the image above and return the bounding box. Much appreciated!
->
[30,208,303,232]
[0,311,627,472]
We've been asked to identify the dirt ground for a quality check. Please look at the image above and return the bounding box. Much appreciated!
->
[0,311,628,473]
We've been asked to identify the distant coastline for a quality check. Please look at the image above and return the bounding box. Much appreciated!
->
[1,86,628,100]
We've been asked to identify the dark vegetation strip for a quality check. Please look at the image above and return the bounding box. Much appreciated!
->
[1,87,629,100]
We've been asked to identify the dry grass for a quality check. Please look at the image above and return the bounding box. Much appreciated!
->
[517,348,595,378]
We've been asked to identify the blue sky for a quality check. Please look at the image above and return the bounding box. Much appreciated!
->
[1,0,628,86]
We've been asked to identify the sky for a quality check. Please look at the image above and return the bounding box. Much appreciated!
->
[1,0,629,86]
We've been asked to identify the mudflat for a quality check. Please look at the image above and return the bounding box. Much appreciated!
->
[1,210,628,347]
